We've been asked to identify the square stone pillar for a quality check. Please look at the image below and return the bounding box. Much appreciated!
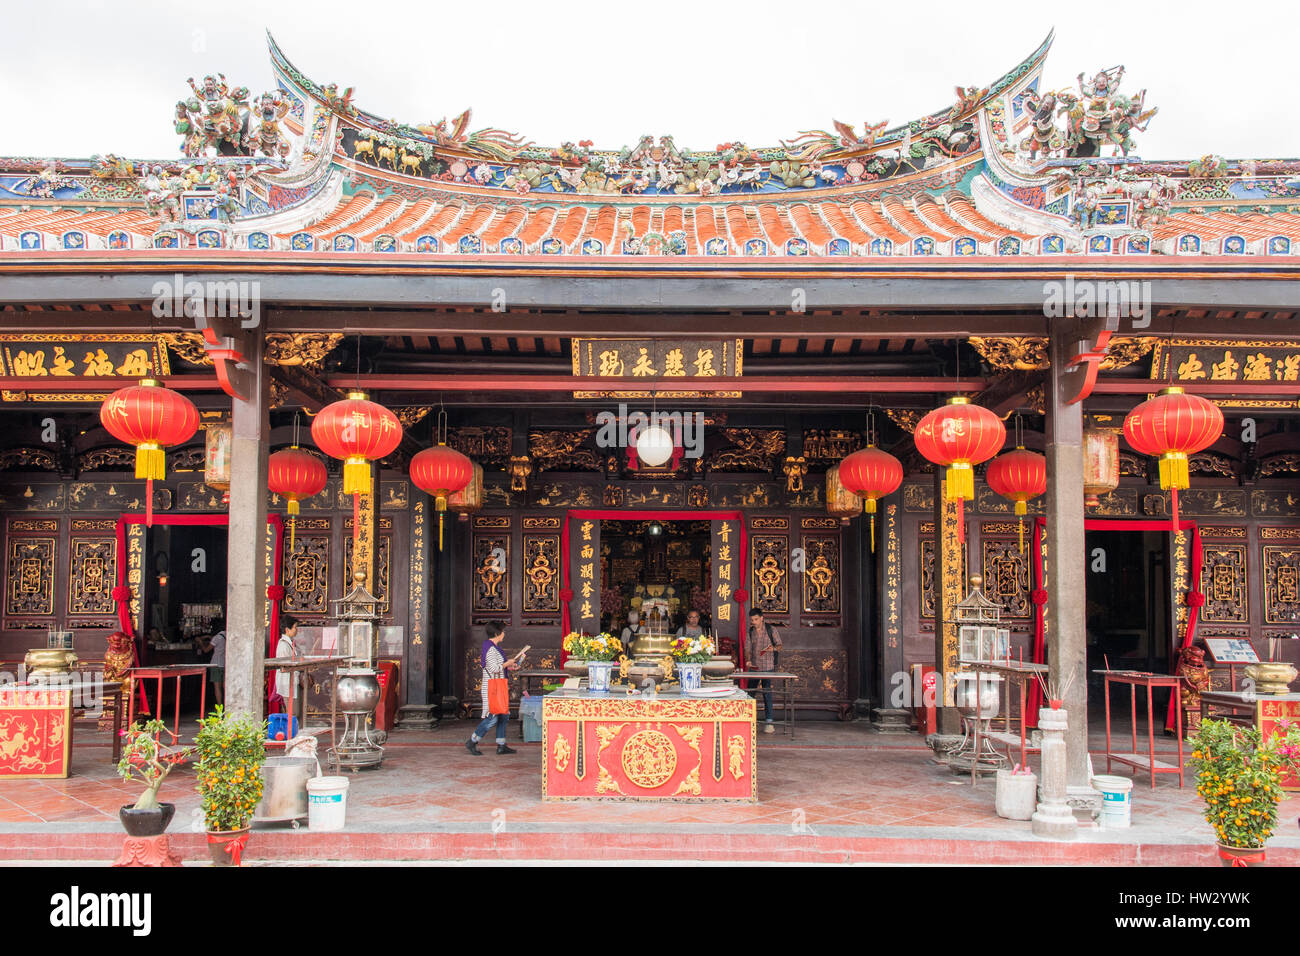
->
[1046,332,1089,787]
[225,333,269,720]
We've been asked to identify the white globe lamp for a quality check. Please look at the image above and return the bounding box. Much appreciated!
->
[636,424,675,467]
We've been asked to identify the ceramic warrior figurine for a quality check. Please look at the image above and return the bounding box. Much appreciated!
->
[1177,644,1211,734]
[251,90,293,160]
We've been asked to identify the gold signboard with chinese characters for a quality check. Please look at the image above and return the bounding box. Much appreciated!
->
[1,335,170,403]
[571,339,743,399]
[1150,339,1300,410]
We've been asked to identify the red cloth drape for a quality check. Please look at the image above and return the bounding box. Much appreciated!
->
[1029,516,1202,733]
[559,510,748,671]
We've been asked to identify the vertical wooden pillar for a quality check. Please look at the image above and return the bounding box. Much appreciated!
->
[399,488,436,727]
[933,472,963,735]
[225,332,268,720]
[872,490,912,731]
[1046,331,1089,787]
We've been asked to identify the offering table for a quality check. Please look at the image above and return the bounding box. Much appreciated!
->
[542,689,756,802]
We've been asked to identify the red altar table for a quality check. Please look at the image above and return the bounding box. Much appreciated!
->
[127,665,209,739]
[0,685,75,779]
[543,691,756,802]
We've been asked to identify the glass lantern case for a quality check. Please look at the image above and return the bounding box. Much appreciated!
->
[331,570,380,668]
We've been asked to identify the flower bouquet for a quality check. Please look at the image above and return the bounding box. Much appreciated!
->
[562,631,624,662]
[669,634,717,664]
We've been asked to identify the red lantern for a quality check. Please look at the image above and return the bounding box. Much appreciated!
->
[310,391,403,497]
[985,447,1046,551]
[410,443,474,550]
[837,445,903,551]
[268,446,328,549]
[1123,386,1223,530]
[100,379,199,525]
[914,397,1005,540]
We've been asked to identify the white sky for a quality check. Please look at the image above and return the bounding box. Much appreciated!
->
[1,0,1298,161]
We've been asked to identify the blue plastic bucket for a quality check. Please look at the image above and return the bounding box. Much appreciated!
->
[267,713,298,740]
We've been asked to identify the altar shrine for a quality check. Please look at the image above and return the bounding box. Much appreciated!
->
[543,690,756,802]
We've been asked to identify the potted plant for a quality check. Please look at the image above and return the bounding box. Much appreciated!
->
[116,719,192,837]
[563,632,623,692]
[1188,718,1300,866]
[670,634,716,691]
[195,705,267,867]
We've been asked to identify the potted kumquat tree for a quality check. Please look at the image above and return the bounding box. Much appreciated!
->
[195,705,267,867]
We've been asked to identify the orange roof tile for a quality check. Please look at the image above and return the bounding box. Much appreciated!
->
[757,204,796,246]
[579,205,619,250]
[551,206,588,247]
[481,206,526,246]
[291,192,374,239]
[883,198,953,240]
[789,204,835,246]
[915,195,993,240]
[517,206,556,245]
[369,198,435,241]
[444,204,496,244]
[850,201,907,243]
[945,194,1030,239]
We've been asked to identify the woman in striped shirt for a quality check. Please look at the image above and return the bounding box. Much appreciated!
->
[466,621,523,755]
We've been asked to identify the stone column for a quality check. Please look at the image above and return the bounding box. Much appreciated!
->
[225,332,269,720]
[1046,331,1089,787]
[1031,705,1078,839]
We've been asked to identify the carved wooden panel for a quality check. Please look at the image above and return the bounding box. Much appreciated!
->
[68,537,116,616]
[1263,547,1300,625]
[981,539,1031,619]
[750,516,788,531]
[6,537,55,618]
[750,535,789,614]
[800,534,839,616]
[472,534,510,614]
[284,534,330,616]
[343,533,392,616]
[522,534,560,614]
[1201,546,1247,624]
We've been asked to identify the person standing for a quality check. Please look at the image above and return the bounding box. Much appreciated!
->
[272,614,303,730]
[621,610,645,652]
[747,610,783,734]
[195,616,226,707]
[676,610,704,639]
[466,622,523,755]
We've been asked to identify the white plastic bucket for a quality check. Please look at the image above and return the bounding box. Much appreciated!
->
[1093,774,1133,828]
[307,775,349,831]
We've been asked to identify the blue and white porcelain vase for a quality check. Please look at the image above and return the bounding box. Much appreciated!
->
[677,662,704,692]
[587,660,614,692]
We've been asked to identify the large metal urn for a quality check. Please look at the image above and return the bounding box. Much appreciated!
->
[327,571,385,771]
[954,672,1003,719]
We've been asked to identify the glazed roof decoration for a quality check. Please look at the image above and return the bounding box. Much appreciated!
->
[2,30,1299,257]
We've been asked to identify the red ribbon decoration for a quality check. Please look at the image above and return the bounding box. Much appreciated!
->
[208,830,249,866]
[1029,516,1202,733]
[559,510,748,671]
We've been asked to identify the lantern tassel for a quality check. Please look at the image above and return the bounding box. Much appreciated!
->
[289,516,296,552]
[1158,452,1189,492]
[946,463,974,502]
[135,443,165,481]
[437,495,448,551]
[288,499,300,517]
[145,478,154,527]
[870,513,876,553]
[343,458,372,496]
[1171,487,1179,534]
[1018,517,1025,554]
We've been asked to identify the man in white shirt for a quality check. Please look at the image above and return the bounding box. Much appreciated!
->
[196,617,226,707]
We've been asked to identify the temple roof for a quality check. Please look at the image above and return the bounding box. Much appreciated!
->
[1,32,1299,259]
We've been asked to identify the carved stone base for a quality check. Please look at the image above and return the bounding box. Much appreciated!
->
[852,698,874,718]
[113,835,183,867]
[396,704,439,730]
[1067,784,1104,823]
[871,707,914,733]
[1031,802,1079,840]
[438,696,462,719]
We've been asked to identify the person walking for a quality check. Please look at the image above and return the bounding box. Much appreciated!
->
[195,616,226,707]
[466,621,524,755]
[747,610,783,734]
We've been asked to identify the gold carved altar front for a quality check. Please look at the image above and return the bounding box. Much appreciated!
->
[542,693,756,802]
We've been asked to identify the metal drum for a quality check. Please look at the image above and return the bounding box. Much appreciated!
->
[954,672,1003,720]
[254,756,315,825]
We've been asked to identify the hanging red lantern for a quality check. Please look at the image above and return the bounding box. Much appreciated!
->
[1123,386,1223,530]
[310,391,403,497]
[985,447,1046,552]
[914,397,1006,540]
[268,446,328,549]
[837,445,903,551]
[100,379,199,525]
[409,411,473,551]
[410,443,474,550]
